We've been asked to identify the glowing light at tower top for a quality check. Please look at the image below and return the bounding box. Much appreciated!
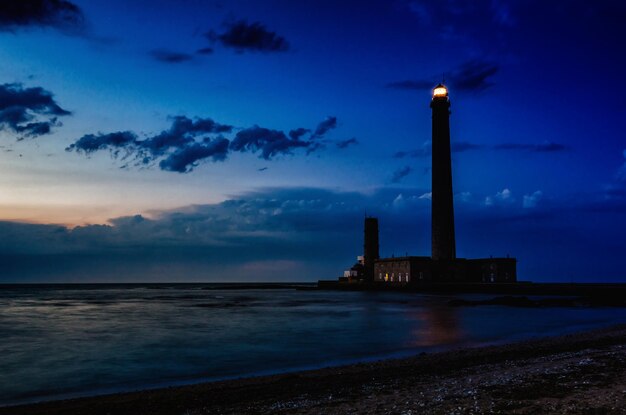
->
[433,85,448,98]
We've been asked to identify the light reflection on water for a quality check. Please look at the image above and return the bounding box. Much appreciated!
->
[1,284,625,405]
[408,305,463,347]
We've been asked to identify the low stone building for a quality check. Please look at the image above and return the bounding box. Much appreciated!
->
[372,256,517,285]
[374,256,433,284]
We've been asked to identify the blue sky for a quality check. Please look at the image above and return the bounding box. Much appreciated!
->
[0,0,624,282]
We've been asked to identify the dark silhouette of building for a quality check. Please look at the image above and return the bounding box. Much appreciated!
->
[368,255,516,284]
[340,217,379,282]
[363,217,379,281]
[336,84,517,286]
[431,84,456,260]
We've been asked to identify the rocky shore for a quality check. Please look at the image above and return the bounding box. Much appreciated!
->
[3,325,626,415]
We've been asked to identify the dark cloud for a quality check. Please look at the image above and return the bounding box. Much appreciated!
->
[452,141,484,152]
[395,140,565,158]
[66,131,137,153]
[67,116,233,172]
[391,166,413,183]
[159,139,230,173]
[494,141,567,152]
[394,140,481,158]
[312,116,337,139]
[141,116,233,156]
[0,83,70,138]
[195,47,214,55]
[210,20,289,53]
[288,127,310,140]
[305,141,326,155]
[336,138,358,149]
[452,60,499,92]
[394,146,430,158]
[385,59,498,93]
[0,83,69,117]
[0,0,85,33]
[150,49,194,64]
[230,126,310,160]
[68,115,348,172]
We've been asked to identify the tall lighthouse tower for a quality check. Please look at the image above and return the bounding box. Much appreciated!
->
[430,84,456,260]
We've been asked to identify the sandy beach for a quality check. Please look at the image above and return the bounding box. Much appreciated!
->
[2,324,626,415]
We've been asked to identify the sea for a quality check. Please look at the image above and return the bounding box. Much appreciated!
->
[2,283,626,406]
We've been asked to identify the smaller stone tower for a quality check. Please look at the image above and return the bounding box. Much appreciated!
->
[363,217,380,281]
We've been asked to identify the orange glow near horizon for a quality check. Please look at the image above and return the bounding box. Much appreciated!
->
[0,204,133,227]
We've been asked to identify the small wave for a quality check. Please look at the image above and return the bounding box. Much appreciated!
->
[288,309,352,318]
[275,299,345,308]
[148,295,210,301]
[191,302,250,308]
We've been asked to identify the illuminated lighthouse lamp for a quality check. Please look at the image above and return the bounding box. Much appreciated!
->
[433,84,448,98]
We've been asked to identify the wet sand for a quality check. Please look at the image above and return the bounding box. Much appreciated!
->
[3,325,626,415]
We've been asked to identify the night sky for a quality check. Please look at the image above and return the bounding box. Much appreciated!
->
[0,0,624,282]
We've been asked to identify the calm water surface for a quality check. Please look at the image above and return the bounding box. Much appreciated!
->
[1,284,626,405]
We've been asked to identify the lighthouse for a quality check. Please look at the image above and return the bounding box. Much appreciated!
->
[331,83,518,287]
[430,84,456,261]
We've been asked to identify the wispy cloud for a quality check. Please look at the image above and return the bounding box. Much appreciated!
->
[150,49,195,64]
[208,20,290,53]
[452,141,484,152]
[385,59,499,93]
[391,166,413,183]
[493,141,567,152]
[395,140,566,158]
[311,116,337,139]
[394,140,483,158]
[452,60,499,92]
[394,141,432,158]
[336,138,358,149]
[386,59,499,93]
[195,47,214,55]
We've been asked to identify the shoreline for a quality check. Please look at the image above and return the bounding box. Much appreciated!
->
[3,324,626,414]
[315,281,626,298]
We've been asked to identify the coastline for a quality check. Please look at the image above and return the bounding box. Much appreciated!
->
[3,324,626,415]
